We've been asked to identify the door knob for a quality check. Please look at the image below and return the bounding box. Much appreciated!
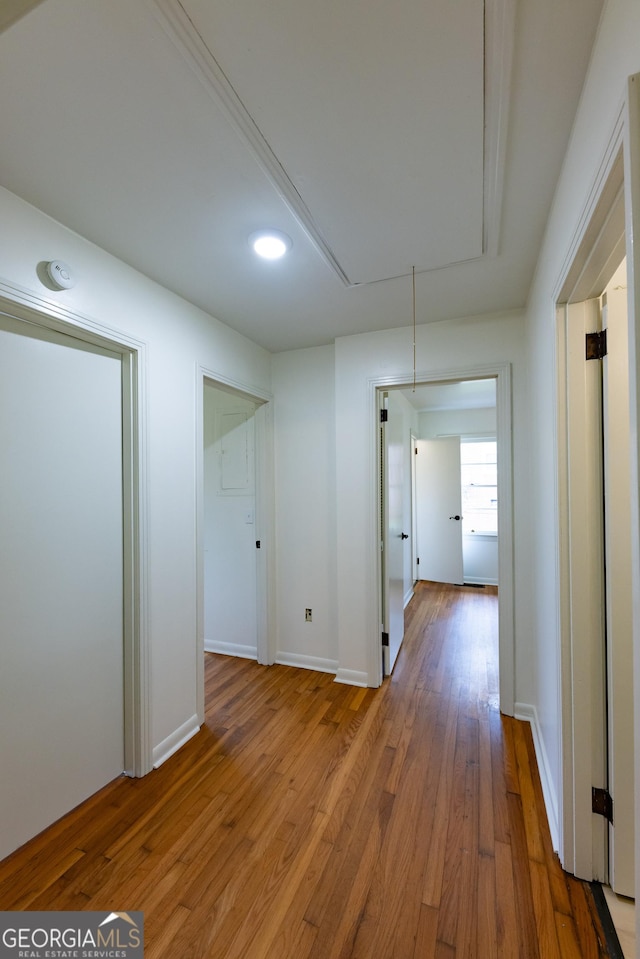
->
[400,532,409,539]
[449,515,461,521]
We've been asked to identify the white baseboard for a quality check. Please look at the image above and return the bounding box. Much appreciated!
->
[152,713,200,768]
[275,651,338,674]
[514,701,560,852]
[464,577,499,586]
[334,667,369,687]
[403,586,415,608]
[204,639,258,660]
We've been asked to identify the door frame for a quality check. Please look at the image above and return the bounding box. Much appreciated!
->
[372,361,514,714]
[196,366,275,724]
[554,75,640,880]
[410,429,418,584]
[0,282,151,777]
[379,390,409,676]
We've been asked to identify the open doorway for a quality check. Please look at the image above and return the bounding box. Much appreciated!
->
[376,363,514,715]
[196,372,275,722]
[408,379,497,588]
[0,298,147,859]
[203,380,263,660]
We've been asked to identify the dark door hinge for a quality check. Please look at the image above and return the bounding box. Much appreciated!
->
[592,786,613,823]
[381,631,389,647]
[256,540,261,549]
[380,408,388,423]
[586,329,608,360]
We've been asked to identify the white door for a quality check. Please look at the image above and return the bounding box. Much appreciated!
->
[416,438,464,584]
[602,279,635,897]
[0,315,124,860]
[382,393,406,674]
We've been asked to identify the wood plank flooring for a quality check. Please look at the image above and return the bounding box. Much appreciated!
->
[0,581,609,957]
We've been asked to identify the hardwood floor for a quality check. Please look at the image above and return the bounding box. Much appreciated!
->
[0,581,609,957]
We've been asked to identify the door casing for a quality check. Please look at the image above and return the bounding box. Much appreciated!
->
[0,284,150,778]
[554,74,640,886]
[372,362,514,714]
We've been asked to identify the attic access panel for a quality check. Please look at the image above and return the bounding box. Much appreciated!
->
[181,0,485,285]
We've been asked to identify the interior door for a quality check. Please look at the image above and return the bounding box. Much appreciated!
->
[415,437,464,584]
[382,392,406,675]
[602,279,635,897]
[0,315,124,860]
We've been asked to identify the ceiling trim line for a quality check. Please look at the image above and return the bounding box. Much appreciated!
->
[148,0,353,287]
[483,0,516,257]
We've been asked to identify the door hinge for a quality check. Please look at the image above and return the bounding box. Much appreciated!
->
[381,631,389,647]
[592,786,613,823]
[256,540,261,549]
[586,329,608,360]
[416,557,419,565]
[380,408,388,423]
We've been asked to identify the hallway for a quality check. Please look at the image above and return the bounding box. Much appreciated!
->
[0,582,608,957]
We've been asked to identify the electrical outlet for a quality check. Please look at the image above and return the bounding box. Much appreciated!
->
[305,608,312,622]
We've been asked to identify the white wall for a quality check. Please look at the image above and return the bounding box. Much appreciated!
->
[272,346,338,672]
[524,0,640,854]
[0,186,272,765]
[462,536,498,587]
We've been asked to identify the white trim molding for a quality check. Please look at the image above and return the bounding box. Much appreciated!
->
[464,577,499,587]
[205,640,258,660]
[403,587,415,609]
[276,652,339,675]
[515,702,560,852]
[152,714,200,768]
[335,668,369,688]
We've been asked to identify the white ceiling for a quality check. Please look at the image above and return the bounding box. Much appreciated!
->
[0,0,604,352]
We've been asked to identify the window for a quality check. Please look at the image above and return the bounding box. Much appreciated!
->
[460,440,497,535]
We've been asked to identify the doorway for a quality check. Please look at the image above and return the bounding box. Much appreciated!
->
[410,379,498,589]
[203,381,262,660]
[196,372,274,722]
[0,313,126,859]
[375,362,514,715]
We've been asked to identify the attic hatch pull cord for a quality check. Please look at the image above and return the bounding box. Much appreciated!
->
[412,266,417,392]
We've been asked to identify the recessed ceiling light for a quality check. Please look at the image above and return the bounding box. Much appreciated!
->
[249,229,292,260]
